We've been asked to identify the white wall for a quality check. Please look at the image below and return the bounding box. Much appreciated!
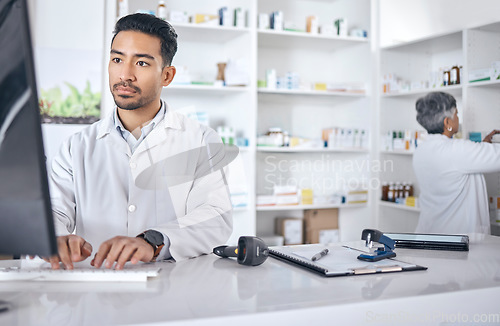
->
[380,0,500,47]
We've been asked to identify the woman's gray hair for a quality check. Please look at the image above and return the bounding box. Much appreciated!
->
[416,92,457,134]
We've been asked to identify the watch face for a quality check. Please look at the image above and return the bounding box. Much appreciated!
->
[144,230,164,246]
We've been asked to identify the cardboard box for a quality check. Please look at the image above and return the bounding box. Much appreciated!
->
[275,217,303,245]
[304,208,339,244]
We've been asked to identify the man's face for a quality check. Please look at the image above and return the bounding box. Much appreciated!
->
[108,31,174,111]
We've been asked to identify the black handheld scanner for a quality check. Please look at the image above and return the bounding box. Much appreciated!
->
[213,236,269,266]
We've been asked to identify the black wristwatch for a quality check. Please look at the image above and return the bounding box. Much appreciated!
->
[137,230,165,262]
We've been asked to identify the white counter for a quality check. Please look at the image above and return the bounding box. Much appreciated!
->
[0,235,499,326]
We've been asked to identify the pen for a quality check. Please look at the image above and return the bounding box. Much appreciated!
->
[311,249,329,261]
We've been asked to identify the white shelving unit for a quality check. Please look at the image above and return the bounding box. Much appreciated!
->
[378,19,500,235]
[255,0,372,242]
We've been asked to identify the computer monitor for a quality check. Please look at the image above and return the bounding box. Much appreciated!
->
[0,0,58,257]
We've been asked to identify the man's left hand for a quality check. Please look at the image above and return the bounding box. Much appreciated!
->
[91,236,154,270]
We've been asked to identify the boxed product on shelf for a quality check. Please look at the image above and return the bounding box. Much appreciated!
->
[349,28,367,38]
[256,195,276,207]
[218,7,231,27]
[306,16,318,34]
[324,127,369,149]
[314,83,327,91]
[301,188,313,205]
[192,14,218,25]
[490,61,500,80]
[405,196,418,208]
[469,68,490,83]
[469,132,482,142]
[346,189,368,204]
[217,126,235,145]
[275,217,303,245]
[334,18,348,36]
[382,130,426,152]
[276,195,300,206]
[270,11,283,31]
[303,209,339,244]
[284,22,304,33]
[169,11,189,23]
[258,13,269,30]
[233,8,246,28]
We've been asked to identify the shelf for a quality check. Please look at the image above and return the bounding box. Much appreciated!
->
[257,147,369,153]
[380,150,414,156]
[256,203,367,211]
[471,21,500,33]
[170,22,250,42]
[258,88,366,97]
[379,201,420,212]
[381,84,463,98]
[468,79,500,89]
[381,30,462,53]
[164,84,250,95]
[258,29,369,51]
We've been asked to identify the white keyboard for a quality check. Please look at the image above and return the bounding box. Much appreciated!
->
[0,266,161,282]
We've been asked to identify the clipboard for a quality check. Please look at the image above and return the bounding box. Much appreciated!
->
[269,244,427,277]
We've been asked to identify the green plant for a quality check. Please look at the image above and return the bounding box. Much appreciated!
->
[39,80,101,118]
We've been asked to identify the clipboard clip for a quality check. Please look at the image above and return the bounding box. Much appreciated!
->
[357,229,396,262]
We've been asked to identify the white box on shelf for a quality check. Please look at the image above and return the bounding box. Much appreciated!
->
[258,13,269,30]
[169,11,188,23]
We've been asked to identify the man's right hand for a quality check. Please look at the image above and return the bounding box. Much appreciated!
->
[45,235,93,270]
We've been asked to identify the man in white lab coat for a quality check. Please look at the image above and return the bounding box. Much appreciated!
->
[47,13,233,270]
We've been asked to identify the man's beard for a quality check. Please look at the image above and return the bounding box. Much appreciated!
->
[111,81,152,111]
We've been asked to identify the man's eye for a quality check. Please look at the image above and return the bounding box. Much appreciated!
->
[112,58,121,63]
[137,61,149,67]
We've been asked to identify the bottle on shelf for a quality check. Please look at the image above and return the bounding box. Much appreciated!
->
[388,183,395,203]
[381,182,389,201]
[443,68,450,86]
[450,65,460,85]
[118,0,129,18]
[157,1,167,20]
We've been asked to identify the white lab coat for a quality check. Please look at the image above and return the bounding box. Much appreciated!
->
[49,109,233,261]
[413,134,500,234]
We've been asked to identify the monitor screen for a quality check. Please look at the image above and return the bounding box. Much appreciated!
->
[0,0,57,257]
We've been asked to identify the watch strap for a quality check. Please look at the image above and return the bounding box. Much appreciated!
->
[137,231,165,262]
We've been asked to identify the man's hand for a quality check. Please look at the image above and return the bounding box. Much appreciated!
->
[45,235,93,270]
[91,236,154,270]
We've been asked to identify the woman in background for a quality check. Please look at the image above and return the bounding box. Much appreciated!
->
[414,92,500,234]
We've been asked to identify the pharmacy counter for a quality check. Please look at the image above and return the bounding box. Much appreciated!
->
[0,235,499,326]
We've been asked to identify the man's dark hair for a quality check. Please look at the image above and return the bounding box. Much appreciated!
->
[112,13,178,67]
[416,92,457,134]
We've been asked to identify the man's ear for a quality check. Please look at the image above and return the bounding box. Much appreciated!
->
[162,66,176,87]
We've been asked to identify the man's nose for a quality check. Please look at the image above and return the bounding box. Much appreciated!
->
[119,63,135,81]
